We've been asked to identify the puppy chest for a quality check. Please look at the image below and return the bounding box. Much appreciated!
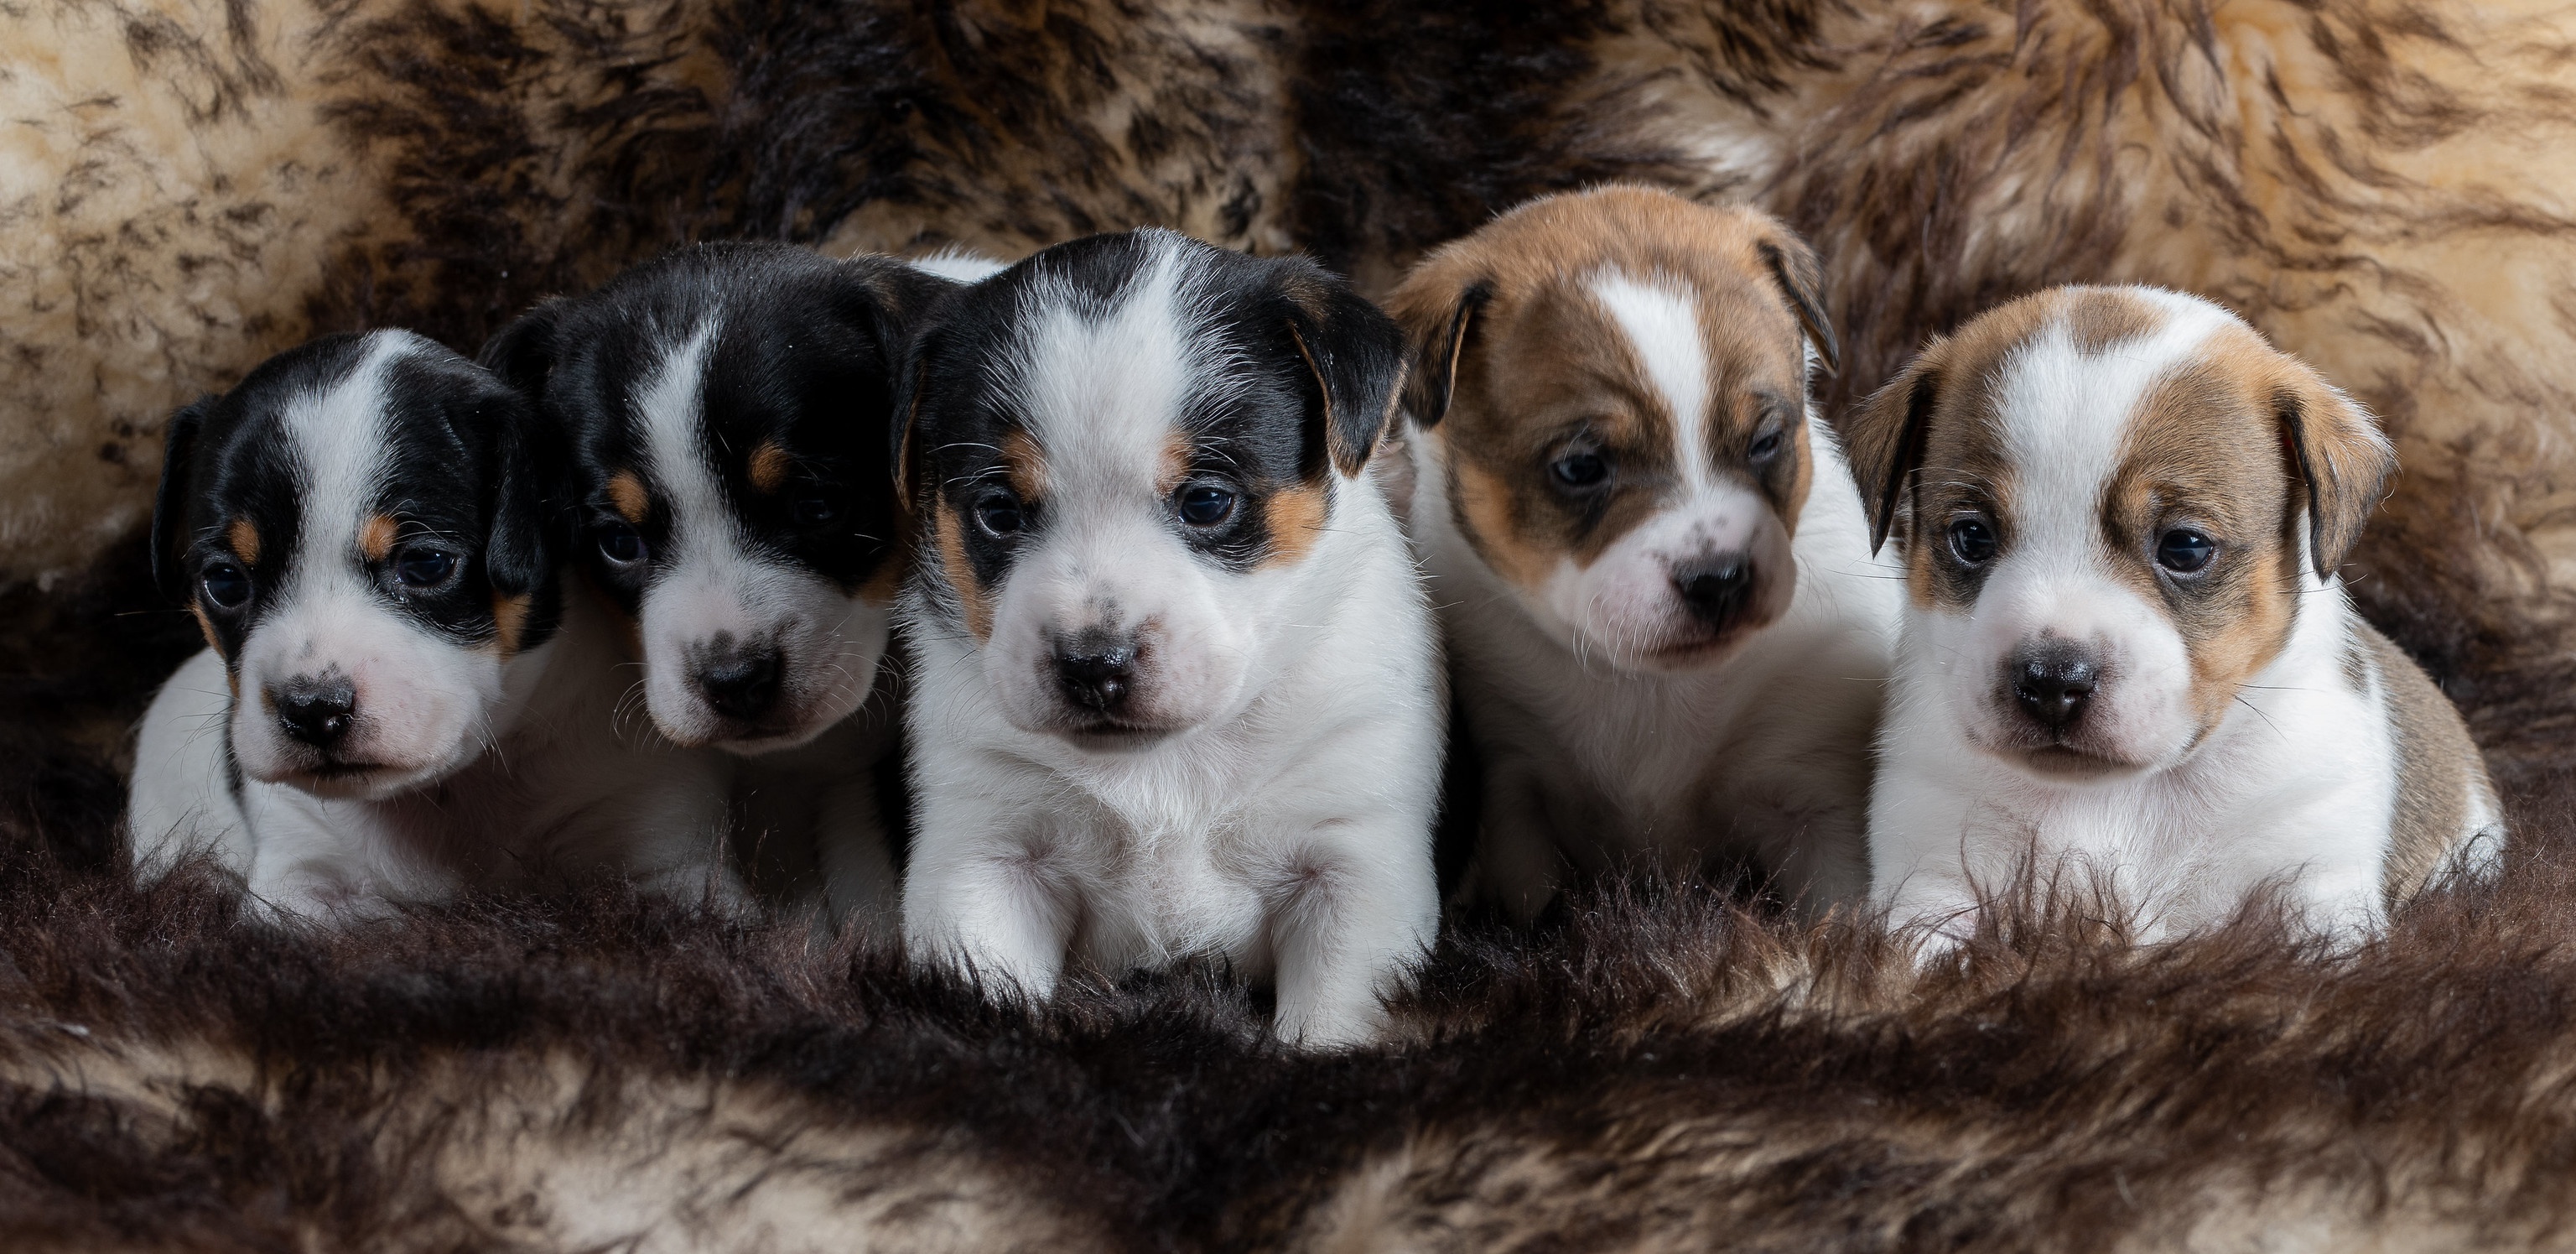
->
[1059,817,1275,970]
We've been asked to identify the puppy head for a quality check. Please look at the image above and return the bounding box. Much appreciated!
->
[1841,285,2393,778]
[150,330,558,799]
[900,228,1403,748]
[1387,185,1839,672]
[485,242,948,753]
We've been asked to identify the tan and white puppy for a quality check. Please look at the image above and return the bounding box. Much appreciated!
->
[1387,186,1898,921]
[897,228,1441,1048]
[1845,284,2504,949]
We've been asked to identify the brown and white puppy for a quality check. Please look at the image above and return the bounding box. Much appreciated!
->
[1846,284,2504,950]
[1387,185,1898,921]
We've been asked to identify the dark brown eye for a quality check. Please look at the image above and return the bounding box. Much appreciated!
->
[597,522,647,565]
[1947,518,1997,565]
[792,493,837,528]
[393,548,457,588]
[975,492,1026,538]
[1177,484,1236,527]
[2157,528,2216,574]
[1550,451,1608,487]
[201,562,252,608]
[1749,429,1783,462]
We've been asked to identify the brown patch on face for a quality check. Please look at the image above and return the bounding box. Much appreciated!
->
[1388,187,1822,597]
[1001,428,1050,502]
[1257,482,1330,569]
[359,513,399,564]
[225,518,261,567]
[491,592,531,656]
[2062,288,2166,353]
[1157,429,1194,497]
[747,440,792,494]
[933,515,994,640]
[190,603,221,656]
[605,471,650,524]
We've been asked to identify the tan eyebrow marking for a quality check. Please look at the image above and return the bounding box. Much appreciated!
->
[226,518,260,566]
[359,513,398,563]
[749,440,792,494]
[1001,428,1050,501]
[491,591,531,655]
[606,471,650,523]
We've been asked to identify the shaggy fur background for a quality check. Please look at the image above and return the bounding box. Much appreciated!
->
[11,0,2576,1246]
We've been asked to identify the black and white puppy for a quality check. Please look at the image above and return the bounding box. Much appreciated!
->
[896,229,1442,1048]
[484,242,979,929]
[127,330,737,916]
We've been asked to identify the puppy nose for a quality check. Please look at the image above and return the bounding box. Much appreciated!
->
[1055,638,1136,715]
[2011,645,2100,731]
[694,642,782,721]
[1673,555,1755,626]
[273,678,357,748]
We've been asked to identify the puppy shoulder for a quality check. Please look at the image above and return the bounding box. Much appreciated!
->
[2357,622,2502,901]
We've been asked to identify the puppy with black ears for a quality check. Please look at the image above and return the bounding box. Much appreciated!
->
[484,242,979,929]
[127,330,738,917]
[1845,285,2503,950]
[1386,186,1898,923]
[896,228,1442,1048]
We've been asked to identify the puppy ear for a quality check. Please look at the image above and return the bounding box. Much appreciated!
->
[1839,353,1943,556]
[2275,366,2394,579]
[1401,283,1489,427]
[1757,232,1840,377]
[478,299,564,396]
[1280,262,1407,478]
[150,396,217,604]
[890,320,944,507]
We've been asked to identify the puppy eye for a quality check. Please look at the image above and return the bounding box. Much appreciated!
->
[1748,429,1784,462]
[1550,451,1609,488]
[1946,518,1997,565]
[1176,485,1237,528]
[597,521,647,565]
[393,548,457,588]
[201,562,252,609]
[974,492,1026,538]
[2156,528,2216,574]
[791,493,838,528]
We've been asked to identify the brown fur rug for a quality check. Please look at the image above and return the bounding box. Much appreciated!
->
[12,1,2576,1246]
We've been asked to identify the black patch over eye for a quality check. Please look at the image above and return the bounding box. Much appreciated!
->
[1177,484,1237,528]
[974,492,1026,538]
[2157,528,2217,574]
[597,522,647,565]
[1947,518,1997,565]
[201,562,252,609]
[1550,451,1608,488]
[792,493,837,528]
[394,548,457,588]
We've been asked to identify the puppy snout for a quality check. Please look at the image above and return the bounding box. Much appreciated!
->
[1672,554,1756,627]
[692,637,782,721]
[2009,643,2100,731]
[273,676,358,749]
[1054,632,1138,716]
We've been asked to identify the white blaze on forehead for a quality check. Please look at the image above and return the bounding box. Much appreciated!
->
[636,322,728,560]
[282,330,415,601]
[1587,270,1711,494]
[1992,289,2241,569]
[1000,238,1203,507]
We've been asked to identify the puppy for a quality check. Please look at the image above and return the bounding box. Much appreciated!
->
[483,242,976,929]
[1844,284,2504,947]
[1385,186,1898,922]
[127,330,737,916]
[896,228,1441,1048]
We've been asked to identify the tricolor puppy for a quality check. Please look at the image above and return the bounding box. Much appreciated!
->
[1386,186,1898,922]
[897,228,1441,1048]
[1846,285,2503,948]
[126,330,736,917]
[484,242,982,929]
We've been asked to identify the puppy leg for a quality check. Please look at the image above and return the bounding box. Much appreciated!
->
[579,760,749,913]
[1260,817,1439,1049]
[240,791,419,922]
[903,793,1076,1003]
[815,774,901,939]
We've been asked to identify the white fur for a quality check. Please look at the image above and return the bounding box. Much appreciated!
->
[1410,268,1899,920]
[900,239,1443,1048]
[1868,288,2496,951]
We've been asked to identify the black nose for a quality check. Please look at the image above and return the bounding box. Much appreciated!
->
[2011,644,2100,731]
[1673,555,1756,626]
[694,642,782,721]
[1055,637,1136,715]
[273,678,357,748]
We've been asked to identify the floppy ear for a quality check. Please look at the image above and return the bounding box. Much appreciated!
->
[890,320,944,507]
[1838,353,1943,556]
[478,299,564,397]
[150,396,217,604]
[1757,232,1840,377]
[2275,367,2394,579]
[1401,282,1489,427]
[481,383,559,606]
[1280,263,1407,478]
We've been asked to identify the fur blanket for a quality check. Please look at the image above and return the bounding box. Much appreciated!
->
[10,1,2576,1246]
